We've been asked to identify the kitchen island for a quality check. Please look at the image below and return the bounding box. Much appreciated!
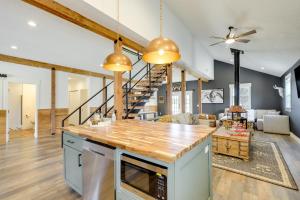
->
[62,120,216,200]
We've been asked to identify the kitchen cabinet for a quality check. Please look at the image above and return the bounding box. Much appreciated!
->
[63,132,83,195]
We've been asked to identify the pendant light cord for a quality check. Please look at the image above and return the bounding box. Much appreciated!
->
[160,0,163,37]
[117,0,120,39]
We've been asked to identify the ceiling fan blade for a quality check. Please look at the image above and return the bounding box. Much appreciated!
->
[210,41,225,46]
[236,39,250,43]
[235,30,256,38]
[210,36,225,40]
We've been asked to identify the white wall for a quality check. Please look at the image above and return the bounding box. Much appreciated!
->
[193,38,215,80]
[56,71,69,109]
[0,61,49,109]
[76,0,213,79]
[0,62,113,112]
[88,77,102,108]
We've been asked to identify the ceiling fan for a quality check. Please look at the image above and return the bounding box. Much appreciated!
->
[210,26,256,46]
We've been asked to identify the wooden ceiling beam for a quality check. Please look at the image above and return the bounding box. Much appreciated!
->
[22,0,144,52]
[0,54,114,79]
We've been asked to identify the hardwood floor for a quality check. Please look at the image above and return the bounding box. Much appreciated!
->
[0,131,299,200]
[0,133,81,200]
[213,132,300,200]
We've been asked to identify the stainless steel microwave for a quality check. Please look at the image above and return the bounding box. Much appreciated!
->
[121,154,168,200]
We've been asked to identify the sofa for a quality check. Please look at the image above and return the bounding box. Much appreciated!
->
[263,115,290,135]
[158,113,216,126]
[255,109,280,131]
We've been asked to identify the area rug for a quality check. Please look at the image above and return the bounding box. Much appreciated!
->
[212,140,298,190]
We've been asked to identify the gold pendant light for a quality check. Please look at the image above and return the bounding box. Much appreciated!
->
[103,0,132,71]
[143,0,181,64]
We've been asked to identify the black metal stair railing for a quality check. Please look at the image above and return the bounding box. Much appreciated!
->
[62,45,168,128]
[61,47,142,128]
[81,64,167,123]
[124,66,167,118]
[81,62,150,124]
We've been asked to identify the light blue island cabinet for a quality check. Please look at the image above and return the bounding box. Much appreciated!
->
[63,120,215,200]
[63,132,83,195]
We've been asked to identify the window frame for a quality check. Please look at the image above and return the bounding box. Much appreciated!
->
[172,91,193,114]
[285,73,292,112]
[229,83,252,110]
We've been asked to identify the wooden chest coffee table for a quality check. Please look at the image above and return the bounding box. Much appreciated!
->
[212,127,252,161]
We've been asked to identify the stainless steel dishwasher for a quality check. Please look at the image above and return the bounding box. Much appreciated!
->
[82,140,115,200]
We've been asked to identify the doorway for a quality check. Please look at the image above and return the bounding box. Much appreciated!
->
[8,83,36,140]
[68,75,89,125]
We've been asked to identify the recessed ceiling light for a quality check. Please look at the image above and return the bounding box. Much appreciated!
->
[27,20,37,27]
[100,64,104,67]
[11,45,18,50]
[261,67,265,70]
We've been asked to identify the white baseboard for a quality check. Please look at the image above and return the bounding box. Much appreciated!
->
[290,132,300,144]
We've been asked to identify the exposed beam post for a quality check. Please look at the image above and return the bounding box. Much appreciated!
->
[166,64,173,115]
[51,68,56,135]
[102,77,107,114]
[181,70,186,113]
[198,78,203,114]
[114,72,123,120]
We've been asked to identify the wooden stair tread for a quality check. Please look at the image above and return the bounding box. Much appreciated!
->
[124,106,144,109]
[129,88,157,92]
[137,82,162,86]
[128,93,151,97]
[124,99,149,103]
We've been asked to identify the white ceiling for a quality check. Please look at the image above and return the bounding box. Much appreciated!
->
[0,0,142,76]
[2,0,299,79]
[0,0,197,81]
[166,0,300,77]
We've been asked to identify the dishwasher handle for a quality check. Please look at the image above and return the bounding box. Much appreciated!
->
[89,149,105,157]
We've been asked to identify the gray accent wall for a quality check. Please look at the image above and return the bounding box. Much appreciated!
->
[157,60,282,116]
[281,59,300,138]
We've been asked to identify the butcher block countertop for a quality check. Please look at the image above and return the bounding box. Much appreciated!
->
[62,120,216,163]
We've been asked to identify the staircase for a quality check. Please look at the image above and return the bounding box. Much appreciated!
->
[62,48,167,127]
[123,65,167,119]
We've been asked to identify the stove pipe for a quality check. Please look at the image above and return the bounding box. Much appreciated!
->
[230,48,244,106]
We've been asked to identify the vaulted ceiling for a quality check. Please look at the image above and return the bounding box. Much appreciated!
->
[166,0,300,77]
[1,0,300,78]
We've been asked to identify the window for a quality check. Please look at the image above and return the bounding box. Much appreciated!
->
[172,91,193,114]
[172,94,180,114]
[229,83,252,109]
[285,73,292,111]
